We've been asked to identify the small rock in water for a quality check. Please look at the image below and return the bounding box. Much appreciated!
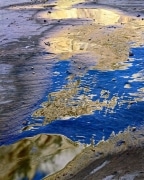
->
[112,78,116,81]
[129,51,134,56]
[132,127,136,132]
[66,70,72,75]
[22,120,28,125]
[124,83,131,88]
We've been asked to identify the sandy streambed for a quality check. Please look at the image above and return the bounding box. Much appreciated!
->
[0,0,144,179]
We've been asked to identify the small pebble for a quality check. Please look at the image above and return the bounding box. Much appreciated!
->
[22,120,28,125]
[44,42,50,46]
[132,127,136,132]
[129,51,134,56]
[66,70,72,75]
[112,78,116,81]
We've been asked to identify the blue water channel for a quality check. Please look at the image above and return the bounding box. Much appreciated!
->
[2,47,144,145]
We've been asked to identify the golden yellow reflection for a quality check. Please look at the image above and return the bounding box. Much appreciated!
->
[39,8,120,25]
[55,0,85,9]
[0,134,83,180]
[38,7,144,70]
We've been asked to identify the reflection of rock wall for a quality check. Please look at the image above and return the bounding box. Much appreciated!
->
[0,134,83,180]
[43,8,120,25]
[39,6,144,70]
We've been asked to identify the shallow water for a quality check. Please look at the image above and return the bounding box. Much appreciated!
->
[32,46,144,144]
[0,0,144,179]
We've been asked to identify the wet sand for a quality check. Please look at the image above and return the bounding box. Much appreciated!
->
[0,0,144,179]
